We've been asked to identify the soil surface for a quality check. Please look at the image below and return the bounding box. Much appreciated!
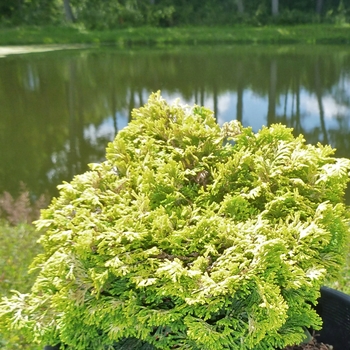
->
[283,336,333,350]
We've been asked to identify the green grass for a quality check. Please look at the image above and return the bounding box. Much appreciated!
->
[0,222,42,297]
[0,23,350,46]
[0,221,42,350]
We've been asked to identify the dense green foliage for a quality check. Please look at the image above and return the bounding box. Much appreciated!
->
[1,0,350,28]
[0,92,349,349]
[1,24,350,46]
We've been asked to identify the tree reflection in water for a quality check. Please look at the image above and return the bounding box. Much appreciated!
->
[0,45,350,202]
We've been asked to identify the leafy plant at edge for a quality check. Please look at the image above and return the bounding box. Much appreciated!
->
[0,92,349,350]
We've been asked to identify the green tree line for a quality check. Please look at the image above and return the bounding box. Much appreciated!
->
[1,0,350,28]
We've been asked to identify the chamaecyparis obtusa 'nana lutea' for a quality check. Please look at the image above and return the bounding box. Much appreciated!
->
[1,92,350,350]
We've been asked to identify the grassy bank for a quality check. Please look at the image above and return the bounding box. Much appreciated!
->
[0,221,41,350]
[0,23,350,47]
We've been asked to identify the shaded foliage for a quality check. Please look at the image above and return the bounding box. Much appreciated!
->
[0,0,62,26]
[1,0,350,28]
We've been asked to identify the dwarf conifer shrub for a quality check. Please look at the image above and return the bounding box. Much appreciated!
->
[1,92,350,350]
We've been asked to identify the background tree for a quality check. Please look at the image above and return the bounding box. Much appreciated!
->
[63,0,75,22]
[236,0,244,14]
[1,0,350,27]
[272,0,279,16]
[316,0,324,14]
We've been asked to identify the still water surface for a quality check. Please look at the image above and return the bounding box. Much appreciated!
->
[1,45,350,201]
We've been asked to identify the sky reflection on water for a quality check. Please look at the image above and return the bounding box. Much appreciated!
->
[1,45,350,201]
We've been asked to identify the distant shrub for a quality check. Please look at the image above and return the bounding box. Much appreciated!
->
[274,10,320,25]
[0,92,349,350]
[74,1,175,29]
[325,0,350,25]
[0,186,48,226]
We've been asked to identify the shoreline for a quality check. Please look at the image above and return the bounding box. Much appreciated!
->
[0,24,349,48]
[0,44,91,57]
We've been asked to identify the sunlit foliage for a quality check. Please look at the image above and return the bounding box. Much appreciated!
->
[0,92,349,349]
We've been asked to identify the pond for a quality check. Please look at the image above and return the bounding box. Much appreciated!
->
[1,44,350,202]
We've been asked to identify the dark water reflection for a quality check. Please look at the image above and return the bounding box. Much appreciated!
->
[1,45,350,202]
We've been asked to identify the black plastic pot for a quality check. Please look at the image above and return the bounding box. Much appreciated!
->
[314,286,350,349]
[44,287,350,350]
